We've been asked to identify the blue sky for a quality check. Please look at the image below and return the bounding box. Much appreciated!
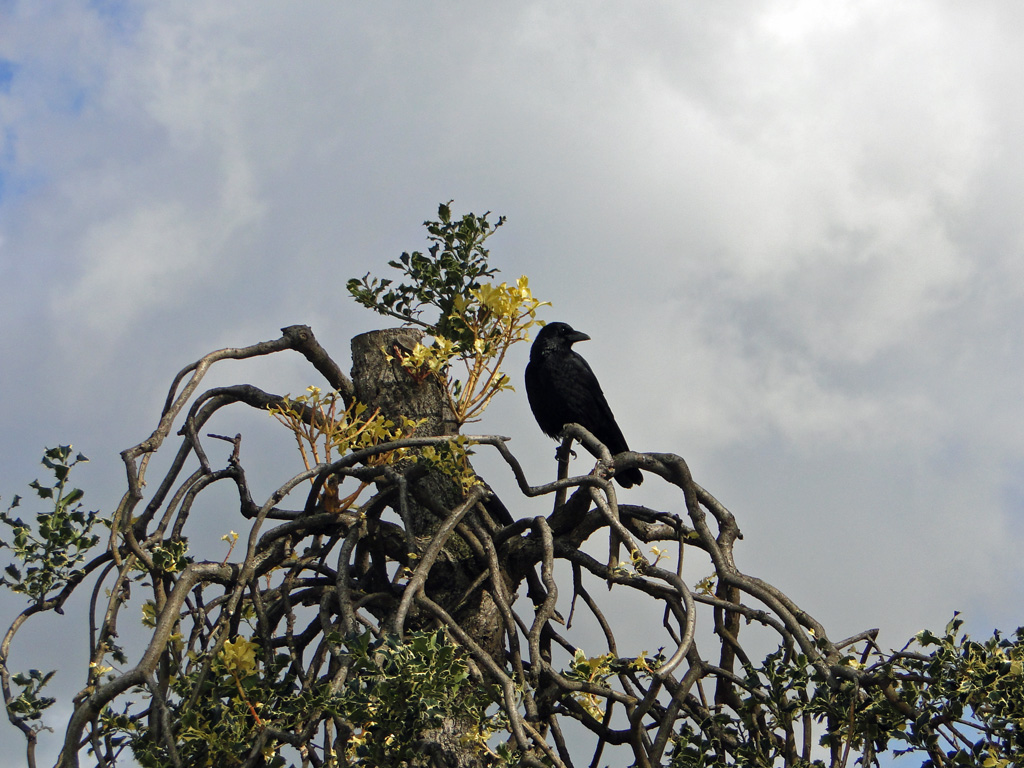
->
[2,2,1024,764]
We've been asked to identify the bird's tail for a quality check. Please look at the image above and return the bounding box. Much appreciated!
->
[615,466,643,488]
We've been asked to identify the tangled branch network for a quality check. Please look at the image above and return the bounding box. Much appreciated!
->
[14,325,895,768]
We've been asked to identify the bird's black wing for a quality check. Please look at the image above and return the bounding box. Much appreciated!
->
[550,351,632,455]
[525,357,565,439]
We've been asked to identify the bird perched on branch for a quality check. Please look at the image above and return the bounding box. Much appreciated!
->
[525,321,643,488]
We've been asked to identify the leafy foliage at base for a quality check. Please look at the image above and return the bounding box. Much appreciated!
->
[98,629,504,768]
[667,616,1024,767]
[339,630,508,766]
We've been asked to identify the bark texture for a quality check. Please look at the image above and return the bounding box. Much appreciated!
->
[351,329,508,767]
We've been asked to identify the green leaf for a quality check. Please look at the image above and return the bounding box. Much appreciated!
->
[60,488,84,506]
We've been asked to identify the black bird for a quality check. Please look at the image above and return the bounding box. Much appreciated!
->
[525,322,643,488]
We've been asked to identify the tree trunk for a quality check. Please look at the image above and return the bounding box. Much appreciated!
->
[350,328,458,439]
[350,329,508,767]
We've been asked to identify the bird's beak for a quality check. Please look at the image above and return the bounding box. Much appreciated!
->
[567,330,591,344]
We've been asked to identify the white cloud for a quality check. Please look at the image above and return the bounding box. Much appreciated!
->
[56,203,200,325]
[2,5,266,367]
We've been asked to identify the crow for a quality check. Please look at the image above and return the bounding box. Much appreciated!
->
[525,322,643,488]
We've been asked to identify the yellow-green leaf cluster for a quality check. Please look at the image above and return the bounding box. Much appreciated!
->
[150,539,189,574]
[417,436,480,494]
[694,574,717,596]
[269,386,425,476]
[565,649,616,720]
[348,204,550,426]
[219,636,259,678]
[395,276,549,425]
